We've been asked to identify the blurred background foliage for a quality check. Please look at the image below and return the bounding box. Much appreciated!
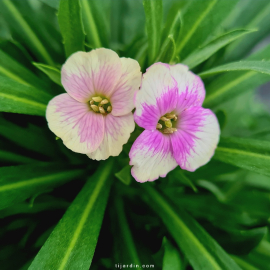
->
[0,0,270,269]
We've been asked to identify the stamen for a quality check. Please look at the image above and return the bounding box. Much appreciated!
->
[99,107,106,114]
[90,100,94,105]
[174,116,177,121]
[160,116,169,122]
[163,128,177,134]
[164,120,172,128]
[92,96,102,102]
[100,99,109,105]
[107,106,112,112]
[166,113,176,119]
[91,105,99,112]
[156,123,162,129]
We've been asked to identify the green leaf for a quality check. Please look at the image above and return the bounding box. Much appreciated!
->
[115,165,132,186]
[182,29,255,69]
[0,150,36,164]
[177,0,238,57]
[213,137,270,177]
[216,110,227,130]
[141,184,241,270]
[0,0,54,65]
[143,0,163,64]
[199,61,270,78]
[203,43,270,108]
[81,0,109,48]
[58,0,85,57]
[0,162,84,210]
[0,75,51,116]
[28,159,114,270]
[230,255,259,270]
[33,62,62,86]
[156,34,176,64]
[162,238,183,270]
[40,0,60,9]
[0,49,48,90]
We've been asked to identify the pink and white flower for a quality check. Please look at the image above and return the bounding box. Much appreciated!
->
[46,48,141,160]
[129,63,220,182]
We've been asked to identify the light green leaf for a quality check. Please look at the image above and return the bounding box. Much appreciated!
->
[80,0,109,48]
[115,165,132,186]
[33,62,62,86]
[230,255,259,270]
[143,0,163,64]
[214,137,270,177]
[178,0,238,57]
[0,162,84,210]
[58,0,85,57]
[0,75,51,116]
[182,29,255,69]
[0,0,54,65]
[141,184,241,270]
[29,159,114,270]
[199,61,270,78]
[156,35,176,64]
[203,43,270,108]
[162,238,183,270]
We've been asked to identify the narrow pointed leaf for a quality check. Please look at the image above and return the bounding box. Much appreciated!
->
[29,159,114,270]
[203,43,270,108]
[80,0,109,48]
[214,137,270,177]
[40,0,60,9]
[33,62,62,86]
[143,0,163,64]
[115,165,132,186]
[141,184,241,270]
[0,75,52,116]
[156,35,176,63]
[58,0,85,57]
[0,150,36,164]
[199,60,270,78]
[182,29,255,69]
[0,162,84,210]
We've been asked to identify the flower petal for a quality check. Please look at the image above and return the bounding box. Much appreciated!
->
[110,58,141,116]
[171,107,220,171]
[134,63,178,130]
[129,130,178,182]
[170,64,205,113]
[46,93,104,154]
[61,48,122,103]
[87,113,135,160]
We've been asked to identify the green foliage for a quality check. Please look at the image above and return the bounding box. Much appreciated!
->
[0,0,270,269]
[58,0,85,57]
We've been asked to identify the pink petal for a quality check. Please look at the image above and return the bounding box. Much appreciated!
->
[110,58,141,116]
[87,113,135,160]
[134,63,178,130]
[61,49,122,103]
[170,64,205,114]
[129,130,178,182]
[46,93,104,154]
[171,107,220,171]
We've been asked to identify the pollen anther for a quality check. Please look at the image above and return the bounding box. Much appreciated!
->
[92,96,102,102]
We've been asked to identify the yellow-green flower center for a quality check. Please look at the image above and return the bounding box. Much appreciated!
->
[157,113,178,134]
[89,96,112,114]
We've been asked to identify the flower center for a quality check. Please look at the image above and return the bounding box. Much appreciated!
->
[157,113,178,134]
[89,96,112,114]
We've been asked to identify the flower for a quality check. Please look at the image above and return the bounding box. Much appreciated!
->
[46,48,141,160]
[129,63,220,182]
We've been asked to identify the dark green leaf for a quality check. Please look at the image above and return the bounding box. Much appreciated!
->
[203,43,270,108]
[182,29,255,69]
[0,150,36,164]
[214,137,270,177]
[115,165,132,186]
[58,0,85,57]
[28,159,114,270]
[143,0,163,64]
[156,34,176,64]
[0,162,84,210]
[33,62,62,86]
[40,0,60,9]
[231,255,259,270]
[216,110,227,130]
[141,184,241,270]
[200,61,270,78]
[0,75,52,116]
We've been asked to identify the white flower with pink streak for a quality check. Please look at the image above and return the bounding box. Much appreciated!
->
[129,63,220,182]
[46,48,141,160]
